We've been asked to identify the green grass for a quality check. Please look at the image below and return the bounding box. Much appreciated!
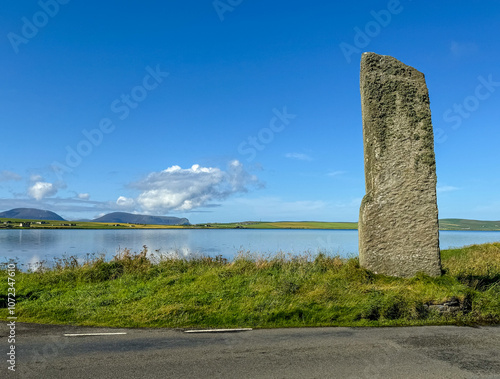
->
[1,243,499,328]
[439,219,500,231]
[2,217,500,230]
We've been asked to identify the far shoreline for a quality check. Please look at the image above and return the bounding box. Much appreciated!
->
[1,218,500,231]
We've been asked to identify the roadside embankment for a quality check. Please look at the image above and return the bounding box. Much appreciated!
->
[1,243,499,328]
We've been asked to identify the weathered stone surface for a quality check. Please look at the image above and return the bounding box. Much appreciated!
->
[358,52,442,277]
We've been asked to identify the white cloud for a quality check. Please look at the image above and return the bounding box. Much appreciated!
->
[0,161,260,218]
[327,171,346,177]
[285,153,313,161]
[116,196,135,209]
[0,170,22,182]
[450,41,478,57]
[30,174,44,182]
[28,182,57,200]
[437,185,459,193]
[130,160,260,213]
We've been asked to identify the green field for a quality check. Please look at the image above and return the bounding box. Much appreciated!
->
[0,218,358,230]
[2,217,500,231]
[198,221,358,229]
[439,219,500,231]
[2,243,499,328]
[0,218,185,230]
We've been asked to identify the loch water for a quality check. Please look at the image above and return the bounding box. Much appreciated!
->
[1,229,500,268]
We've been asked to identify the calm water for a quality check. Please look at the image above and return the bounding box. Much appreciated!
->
[1,229,500,268]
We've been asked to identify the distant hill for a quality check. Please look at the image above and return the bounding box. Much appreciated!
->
[439,219,500,231]
[0,208,65,221]
[0,208,496,230]
[93,212,190,226]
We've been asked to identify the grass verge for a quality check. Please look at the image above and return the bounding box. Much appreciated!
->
[1,243,499,328]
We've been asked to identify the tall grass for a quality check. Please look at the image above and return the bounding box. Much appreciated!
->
[1,243,499,328]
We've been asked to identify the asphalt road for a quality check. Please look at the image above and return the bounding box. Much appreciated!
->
[1,323,499,378]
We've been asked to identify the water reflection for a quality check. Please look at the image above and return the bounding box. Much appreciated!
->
[1,229,499,268]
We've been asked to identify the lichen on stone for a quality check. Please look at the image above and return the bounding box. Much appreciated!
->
[359,52,441,278]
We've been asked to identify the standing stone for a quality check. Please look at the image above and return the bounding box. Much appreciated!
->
[358,52,441,277]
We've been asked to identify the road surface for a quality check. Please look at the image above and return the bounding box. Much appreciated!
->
[1,323,499,378]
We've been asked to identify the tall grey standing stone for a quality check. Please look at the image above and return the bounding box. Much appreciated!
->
[358,52,442,277]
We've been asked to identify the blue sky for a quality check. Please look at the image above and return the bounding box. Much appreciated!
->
[0,0,499,223]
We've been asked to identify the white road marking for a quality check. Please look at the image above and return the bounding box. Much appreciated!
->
[63,332,128,337]
[184,328,253,333]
